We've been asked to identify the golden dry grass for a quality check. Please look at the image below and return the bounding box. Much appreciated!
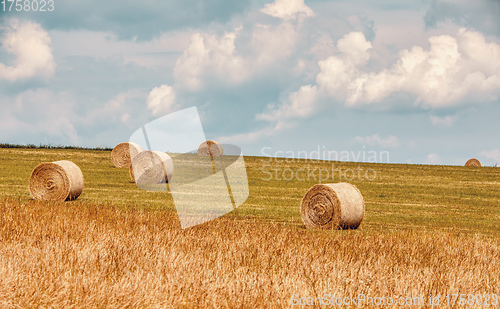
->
[1,198,499,308]
[1,147,500,307]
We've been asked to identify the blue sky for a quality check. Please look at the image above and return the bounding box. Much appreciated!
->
[0,0,499,165]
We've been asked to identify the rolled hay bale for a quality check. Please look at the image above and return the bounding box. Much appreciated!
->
[29,160,84,201]
[465,158,481,167]
[301,182,364,230]
[111,142,143,168]
[197,140,223,157]
[130,151,173,184]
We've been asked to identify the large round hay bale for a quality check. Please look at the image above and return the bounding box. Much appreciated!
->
[197,140,223,157]
[465,158,481,167]
[301,182,364,230]
[130,151,173,184]
[111,142,143,168]
[29,160,84,201]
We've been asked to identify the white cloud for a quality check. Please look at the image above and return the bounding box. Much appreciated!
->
[316,32,373,105]
[172,20,302,91]
[336,31,373,66]
[251,22,298,66]
[0,89,78,144]
[316,28,500,108]
[426,153,441,164]
[257,85,318,122]
[170,0,316,93]
[0,20,55,81]
[247,33,371,135]
[480,149,500,162]
[84,90,143,126]
[353,134,400,148]
[260,0,314,21]
[173,30,246,91]
[238,27,500,142]
[146,85,177,115]
[252,33,372,132]
[429,115,458,127]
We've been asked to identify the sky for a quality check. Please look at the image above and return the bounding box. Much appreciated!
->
[0,0,499,165]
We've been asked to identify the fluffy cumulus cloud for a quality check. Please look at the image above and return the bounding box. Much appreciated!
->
[149,0,315,114]
[0,20,55,81]
[146,85,177,116]
[170,0,315,91]
[316,28,500,108]
[316,31,373,105]
[260,0,315,21]
[172,23,301,92]
[173,30,246,91]
[353,134,400,148]
[172,11,308,92]
[257,85,318,122]
[251,22,299,66]
[249,26,500,143]
[254,32,373,130]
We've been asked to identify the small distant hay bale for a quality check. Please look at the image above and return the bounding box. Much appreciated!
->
[111,142,143,168]
[465,158,481,167]
[29,160,84,201]
[130,151,173,184]
[301,182,364,230]
[197,140,223,157]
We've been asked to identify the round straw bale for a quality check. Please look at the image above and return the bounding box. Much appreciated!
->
[465,158,481,167]
[130,151,173,184]
[111,142,143,168]
[29,160,84,201]
[301,182,364,230]
[197,140,223,157]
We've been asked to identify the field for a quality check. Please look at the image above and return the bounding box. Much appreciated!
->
[0,147,499,308]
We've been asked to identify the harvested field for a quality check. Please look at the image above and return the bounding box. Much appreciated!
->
[0,147,500,307]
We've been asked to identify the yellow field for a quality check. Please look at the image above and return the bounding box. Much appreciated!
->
[0,147,499,308]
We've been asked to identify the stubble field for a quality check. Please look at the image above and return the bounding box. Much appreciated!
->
[0,147,499,308]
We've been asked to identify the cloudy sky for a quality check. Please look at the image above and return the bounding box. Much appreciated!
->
[0,0,499,165]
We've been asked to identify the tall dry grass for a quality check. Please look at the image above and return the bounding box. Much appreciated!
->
[0,198,499,308]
